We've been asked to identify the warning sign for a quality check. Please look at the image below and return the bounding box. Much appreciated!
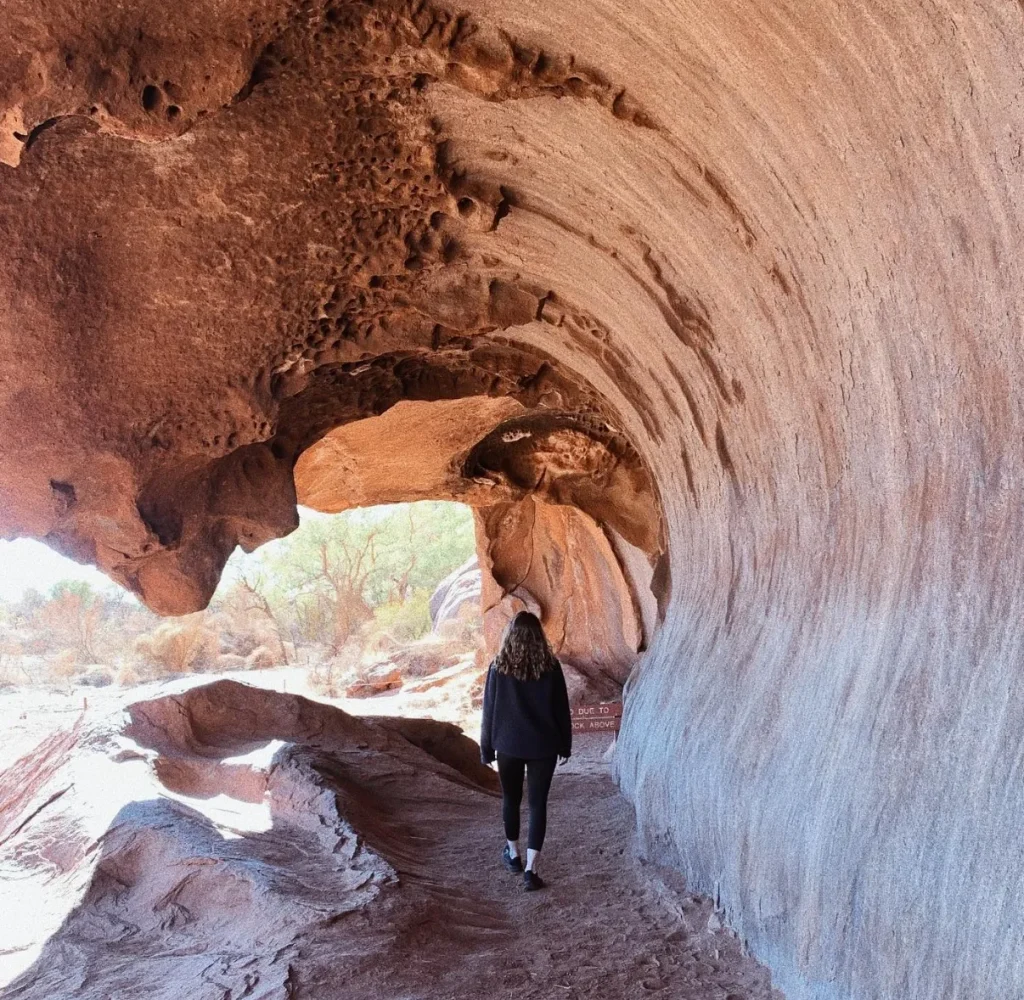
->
[570,701,623,734]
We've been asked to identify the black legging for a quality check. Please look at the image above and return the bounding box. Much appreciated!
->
[496,753,558,851]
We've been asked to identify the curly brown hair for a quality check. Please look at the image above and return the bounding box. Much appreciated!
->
[491,611,560,681]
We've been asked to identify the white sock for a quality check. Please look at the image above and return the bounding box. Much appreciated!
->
[526,848,540,872]
[507,840,519,859]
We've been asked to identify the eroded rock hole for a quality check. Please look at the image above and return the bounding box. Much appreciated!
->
[141,84,162,112]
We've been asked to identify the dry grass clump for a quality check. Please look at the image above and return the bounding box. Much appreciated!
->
[116,661,141,687]
[133,614,219,679]
[308,642,362,699]
[245,646,278,670]
[47,649,78,686]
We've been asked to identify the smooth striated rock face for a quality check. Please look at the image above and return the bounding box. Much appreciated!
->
[2,1,1024,997]
[428,554,480,628]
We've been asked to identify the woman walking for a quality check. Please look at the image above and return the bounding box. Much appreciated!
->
[480,611,573,891]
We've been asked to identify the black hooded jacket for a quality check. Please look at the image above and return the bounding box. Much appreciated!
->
[480,661,573,763]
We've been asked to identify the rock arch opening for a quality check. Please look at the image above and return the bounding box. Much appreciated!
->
[213,498,489,721]
[293,395,665,701]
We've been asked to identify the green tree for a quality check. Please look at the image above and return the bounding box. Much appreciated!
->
[222,501,476,654]
[40,580,102,662]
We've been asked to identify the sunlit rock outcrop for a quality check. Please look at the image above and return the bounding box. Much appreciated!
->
[476,499,644,698]
[0,680,498,997]
[428,554,480,628]
[2,0,1023,996]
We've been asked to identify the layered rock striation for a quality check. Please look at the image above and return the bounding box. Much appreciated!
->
[2,1,1023,997]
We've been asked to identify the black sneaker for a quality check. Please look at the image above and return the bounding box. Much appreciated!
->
[523,870,545,891]
[502,845,523,873]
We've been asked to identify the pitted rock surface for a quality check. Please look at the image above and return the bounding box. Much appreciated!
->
[2,2,1024,998]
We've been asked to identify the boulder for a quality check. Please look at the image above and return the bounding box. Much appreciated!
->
[403,656,479,695]
[345,662,403,699]
[391,638,463,679]
[76,667,113,688]
[429,557,482,630]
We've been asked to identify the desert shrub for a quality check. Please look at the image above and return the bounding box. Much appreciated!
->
[47,649,78,686]
[213,579,290,663]
[218,628,263,659]
[2,581,157,681]
[0,501,480,692]
[216,653,248,673]
[37,581,102,662]
[434,605,484,650]
[0,631,26,687]
[308,658,343,698]
[116,661,141,686]
[364,630,398,654]
[245,646,277,670]
[371,588,433,644]
[290,590,334,645]
[308,662,336,698]
[223,501,475,654]
[92,596,159,664]
[308,642,362,698]
[78,667,113,687]
[134,614,218,678]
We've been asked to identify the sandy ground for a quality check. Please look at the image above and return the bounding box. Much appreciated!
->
[0,679,779,999]
[303,731,782,1000]
[0,664,483,773]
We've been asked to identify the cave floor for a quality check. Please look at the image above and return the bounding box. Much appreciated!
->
[294,732,780,1000]
[1,687,779,1000]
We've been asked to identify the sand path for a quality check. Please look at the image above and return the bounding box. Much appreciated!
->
[294,733,780,1000]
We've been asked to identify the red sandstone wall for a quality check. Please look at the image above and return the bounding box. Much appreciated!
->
[2,2,1023,997]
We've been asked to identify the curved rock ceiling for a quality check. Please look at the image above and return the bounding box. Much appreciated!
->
[2,1,1021,998]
